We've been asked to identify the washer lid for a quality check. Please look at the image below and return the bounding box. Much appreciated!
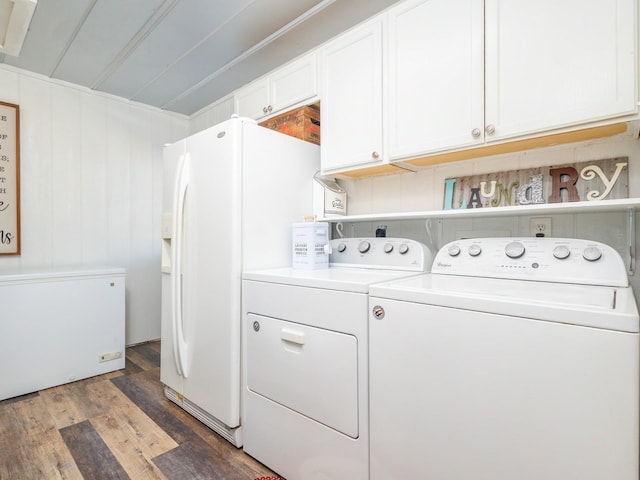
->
[369,274,639,333]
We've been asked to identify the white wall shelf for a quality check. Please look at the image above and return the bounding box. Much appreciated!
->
[320,198,640,223]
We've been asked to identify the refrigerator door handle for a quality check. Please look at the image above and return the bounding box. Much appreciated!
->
[171,152,190,378]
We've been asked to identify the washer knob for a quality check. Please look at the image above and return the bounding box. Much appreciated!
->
[505,241,525,259]
[583,246,602,262]
[384,243,394,253]
[552,245,571,260]
[468,244,482,257]
[448,244,461,257]
[358,240,371,254]
[337,242,347,253]
[398,243,409,255]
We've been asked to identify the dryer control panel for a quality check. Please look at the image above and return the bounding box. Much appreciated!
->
[330,237,433,271]
[433,237,628,287]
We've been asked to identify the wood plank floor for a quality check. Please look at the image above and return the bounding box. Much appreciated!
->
[0,342,281,480]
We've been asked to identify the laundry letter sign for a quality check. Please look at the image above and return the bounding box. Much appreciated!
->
[0,101,20,255]
[444,158,628,210]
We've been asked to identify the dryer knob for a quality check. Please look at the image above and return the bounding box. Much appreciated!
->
[505,241,525,259]
[398,243,409,255]
[337,242,347,253]
[358,240,371,254]
[384,243,394,253]
[468,244,482,257]
[447,244,461,257]
[553,245,571,260]
[582,246,602,262]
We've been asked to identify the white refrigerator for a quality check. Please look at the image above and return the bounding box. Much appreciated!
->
[160,116,319,446]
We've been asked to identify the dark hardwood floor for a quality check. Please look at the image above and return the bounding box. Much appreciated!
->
[0,342,280,480]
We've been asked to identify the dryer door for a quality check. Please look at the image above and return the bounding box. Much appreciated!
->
[246,313,359,438]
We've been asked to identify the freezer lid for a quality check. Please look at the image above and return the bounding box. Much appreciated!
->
[0,265,126,283]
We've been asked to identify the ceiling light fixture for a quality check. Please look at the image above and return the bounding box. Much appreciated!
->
[0,0,36,57]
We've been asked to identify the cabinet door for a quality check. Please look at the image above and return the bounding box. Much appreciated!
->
[321,20,383,173]
[388,0,484,160]
[235,79,269,120]
[236,54,318,121]
[485,0,637,141]
[208,95,235,126]
[270,53,318,113]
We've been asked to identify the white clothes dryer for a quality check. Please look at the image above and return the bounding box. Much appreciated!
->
[368,237,639,480]
[242,237,433,480]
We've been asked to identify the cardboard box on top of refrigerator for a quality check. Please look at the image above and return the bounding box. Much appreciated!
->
[292,221,329,269]
[259,104,320,145]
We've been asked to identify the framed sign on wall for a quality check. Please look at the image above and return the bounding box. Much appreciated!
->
[0,101,20,255]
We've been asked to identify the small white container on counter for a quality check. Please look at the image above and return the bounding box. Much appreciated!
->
[292,221,329,269]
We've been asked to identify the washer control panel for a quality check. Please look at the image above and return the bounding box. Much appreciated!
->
[330,237,433,271]
[433,237,628,287]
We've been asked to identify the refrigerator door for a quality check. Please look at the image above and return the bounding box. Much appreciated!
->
[160,120,241,429]
[161,139,186,395]
[178,119,242,428]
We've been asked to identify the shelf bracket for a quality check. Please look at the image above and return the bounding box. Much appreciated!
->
[627,208,635,276]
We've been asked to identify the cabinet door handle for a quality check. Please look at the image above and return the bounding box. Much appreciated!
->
[471,128,482,138]
[267,105,273,113]
[371,151,380,159]
[485,124,496,135]
[262,106,268,114]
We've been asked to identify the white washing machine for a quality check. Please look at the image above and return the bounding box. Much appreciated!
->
[368,237,639,480]
[242,237,433,480]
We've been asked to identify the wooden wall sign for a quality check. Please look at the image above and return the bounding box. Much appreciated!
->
[444,157,628,210]
[0,101,20,255]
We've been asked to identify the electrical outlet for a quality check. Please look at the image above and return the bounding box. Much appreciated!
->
[530,217,552,237]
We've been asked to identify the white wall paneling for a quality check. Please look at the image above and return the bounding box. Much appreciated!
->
[20,74,54,268]
[52,83,83,264]
[0,65,189,345]
[189,94,236,135]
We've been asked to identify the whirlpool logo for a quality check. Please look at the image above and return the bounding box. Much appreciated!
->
[436,262,452,268]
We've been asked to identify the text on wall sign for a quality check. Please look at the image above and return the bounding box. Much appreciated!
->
[443,157,628,210]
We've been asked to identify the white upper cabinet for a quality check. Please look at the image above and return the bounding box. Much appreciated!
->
[320,19,384,173]
[388,0,484,160]
[235,53,318,120]
[485,0,637,141]
[387,0,637,161]
[235,81,268,120]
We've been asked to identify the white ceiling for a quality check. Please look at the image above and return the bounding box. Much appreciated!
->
[0,0,400,115]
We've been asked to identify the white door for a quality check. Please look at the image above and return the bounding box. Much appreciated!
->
[246,314,359,437]
[160,139,186,394]
[485,0,637,141]
[387,0,484,159]
[235,79,270,120]
[270,53,318,114]
[321,19,383,172]
[369,298,639,480]
[162,120,242,428]
[181,122,241,428]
